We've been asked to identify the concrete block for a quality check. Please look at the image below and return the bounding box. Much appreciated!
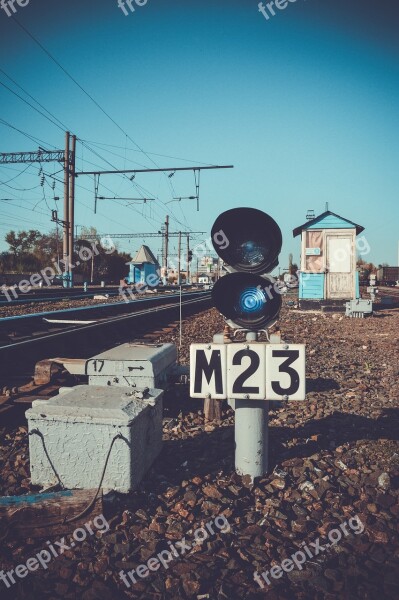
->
[86,342,177,389]
[26,385,163,493]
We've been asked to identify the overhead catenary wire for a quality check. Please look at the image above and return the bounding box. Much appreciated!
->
[0,118,58,149]
[9,17,198,230]
[0,78,191,234]
[0,76,163,227]
[0,29,219,241]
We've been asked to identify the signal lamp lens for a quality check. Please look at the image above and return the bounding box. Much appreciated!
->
[211,208,282,274]
[212,273,282,329]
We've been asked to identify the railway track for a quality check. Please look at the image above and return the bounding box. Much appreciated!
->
[372,286,399,309]
[0,290,212,416]
[378,285,399,296]
[0,284,194,308]
[0,290,211,380]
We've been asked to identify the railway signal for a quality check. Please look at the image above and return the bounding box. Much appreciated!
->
[210,207,282,329]
[190,207,306,482]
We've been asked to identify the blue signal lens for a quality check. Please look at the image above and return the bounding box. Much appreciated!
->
[236,286,266,315]
[235,241,266,268]
[212,272,282,329]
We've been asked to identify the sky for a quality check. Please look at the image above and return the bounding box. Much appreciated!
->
[0,0,398,269]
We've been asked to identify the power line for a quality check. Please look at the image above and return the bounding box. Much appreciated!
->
[10,18,202,229]
[0,79,65,133]
[84,140,215,166]
[11,17,160,168]
[0,118,58,149]
[0,68,69,132]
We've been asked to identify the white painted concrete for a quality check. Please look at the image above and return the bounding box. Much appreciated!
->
[26,385,163,492]
[86,343,177,389]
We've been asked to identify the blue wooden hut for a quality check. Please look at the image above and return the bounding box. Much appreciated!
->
[126,245,160,286]
[293,211,364,302]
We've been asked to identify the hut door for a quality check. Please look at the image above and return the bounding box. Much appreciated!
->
[326,236,352,299]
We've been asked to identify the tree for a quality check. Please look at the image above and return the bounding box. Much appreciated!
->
[75,228,131,282]
[5,230,42,256]
[3,227,131,281]
[32,229,61,264]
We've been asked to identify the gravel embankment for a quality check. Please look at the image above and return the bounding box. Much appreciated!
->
[0,304,398,599]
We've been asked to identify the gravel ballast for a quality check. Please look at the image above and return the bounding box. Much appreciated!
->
[0,304,398,599]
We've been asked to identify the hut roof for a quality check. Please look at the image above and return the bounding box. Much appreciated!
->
[293,211,364,238]
[129,245,159,265]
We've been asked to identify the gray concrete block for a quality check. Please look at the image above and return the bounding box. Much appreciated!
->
[26,385,163,493]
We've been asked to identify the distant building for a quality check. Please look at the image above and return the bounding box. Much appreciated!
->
[126,245,160,286]
[293,211,364,303]
[376,266,399,284]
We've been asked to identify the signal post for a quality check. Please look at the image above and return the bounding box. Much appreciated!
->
[190,208,306,483]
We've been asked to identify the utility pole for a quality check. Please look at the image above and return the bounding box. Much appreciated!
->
[164,215,169,284]
[63,131,70,287]
[186,234,190,284]
[68,134,76,287]
[177,231,182,285]
[0,135,73,287]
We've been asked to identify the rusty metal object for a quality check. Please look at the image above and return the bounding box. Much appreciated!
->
[223,324,232,343]
[34,359,64,386]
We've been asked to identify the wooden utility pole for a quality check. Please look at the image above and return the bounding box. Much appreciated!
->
[63,131,70,285]
[177,231,182,285]
[68,135,76,287]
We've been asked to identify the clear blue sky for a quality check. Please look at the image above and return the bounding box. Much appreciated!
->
[0,0,398,267]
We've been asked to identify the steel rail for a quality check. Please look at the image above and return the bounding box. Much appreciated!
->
[0,294,211,351]
[0,290,206,325]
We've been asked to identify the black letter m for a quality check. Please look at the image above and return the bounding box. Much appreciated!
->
[194,350,223,395]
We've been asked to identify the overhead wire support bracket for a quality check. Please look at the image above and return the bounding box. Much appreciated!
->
[75,165,233,176]
[0,150,71,164]
[76,165,231,214]
[194,169,200,211]
[94,174,100,215]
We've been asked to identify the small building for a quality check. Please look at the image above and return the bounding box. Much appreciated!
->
[293,211,364,303]
[376,266,399,285]
[126,245,160,286]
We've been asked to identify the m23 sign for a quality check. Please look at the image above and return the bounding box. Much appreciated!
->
[190,343,306,401]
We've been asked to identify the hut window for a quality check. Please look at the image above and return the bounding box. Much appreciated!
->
[305,230,324,272]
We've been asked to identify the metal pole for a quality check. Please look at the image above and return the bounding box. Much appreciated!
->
[186,234,190,284]
[233,331,268,482]
[68,134,76,288]
[63,131,70,288]
[164,215,169,285]
[177,231,181,285]
[234,401,268,482]
[179,285,182,350]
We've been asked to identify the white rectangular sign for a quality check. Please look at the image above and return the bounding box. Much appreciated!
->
[190,344,227,399]
[226,344,266,400]
[265,344,306,401]
[190,343,306,401]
